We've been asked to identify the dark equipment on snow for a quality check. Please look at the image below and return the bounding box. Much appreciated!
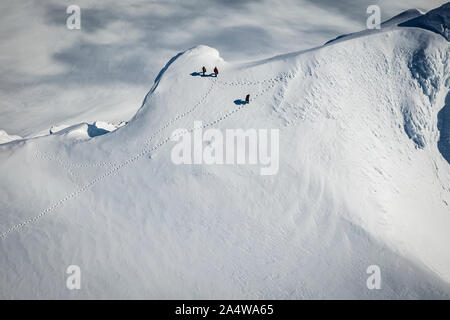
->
[202,66,206,76]
[214,67,219,77]
[245,94,250,104]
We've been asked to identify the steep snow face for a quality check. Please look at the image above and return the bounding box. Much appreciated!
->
[0,26,450,298]
[0,130,22,144]
[2,1,446,139]
[399,2,450,40]
[396,2,450,157]
[46,121,126,141]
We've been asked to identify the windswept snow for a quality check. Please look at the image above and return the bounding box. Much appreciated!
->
[0,4,450,299]
[0,0,446,138]
[0,130,22,144]
[399,2,450,40]
[326,3,449,46]
[381,9,424,27]
[48,121,126,141]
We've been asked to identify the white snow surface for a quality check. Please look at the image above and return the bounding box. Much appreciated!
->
[399,2,450,40]
[0,0,446,138]
[1,7,450,299]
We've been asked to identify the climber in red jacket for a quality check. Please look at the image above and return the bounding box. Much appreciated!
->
[214,66,218,77]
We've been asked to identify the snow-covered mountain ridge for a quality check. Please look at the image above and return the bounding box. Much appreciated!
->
[0,5,449,298]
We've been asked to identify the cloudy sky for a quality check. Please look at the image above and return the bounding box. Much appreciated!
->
[0,0,446,136]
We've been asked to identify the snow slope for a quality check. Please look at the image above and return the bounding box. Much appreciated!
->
[0,130,22,145]
[400,2,450,40]
[1,0,445,138]
[0,7,449,298]
[326,2,449,46]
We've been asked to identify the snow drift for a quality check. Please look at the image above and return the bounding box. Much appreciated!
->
[0,5,449,299]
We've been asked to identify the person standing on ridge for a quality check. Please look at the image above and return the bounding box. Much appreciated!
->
[245,94,250,104]
[202,66,206,76]
[214,67,219,77]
